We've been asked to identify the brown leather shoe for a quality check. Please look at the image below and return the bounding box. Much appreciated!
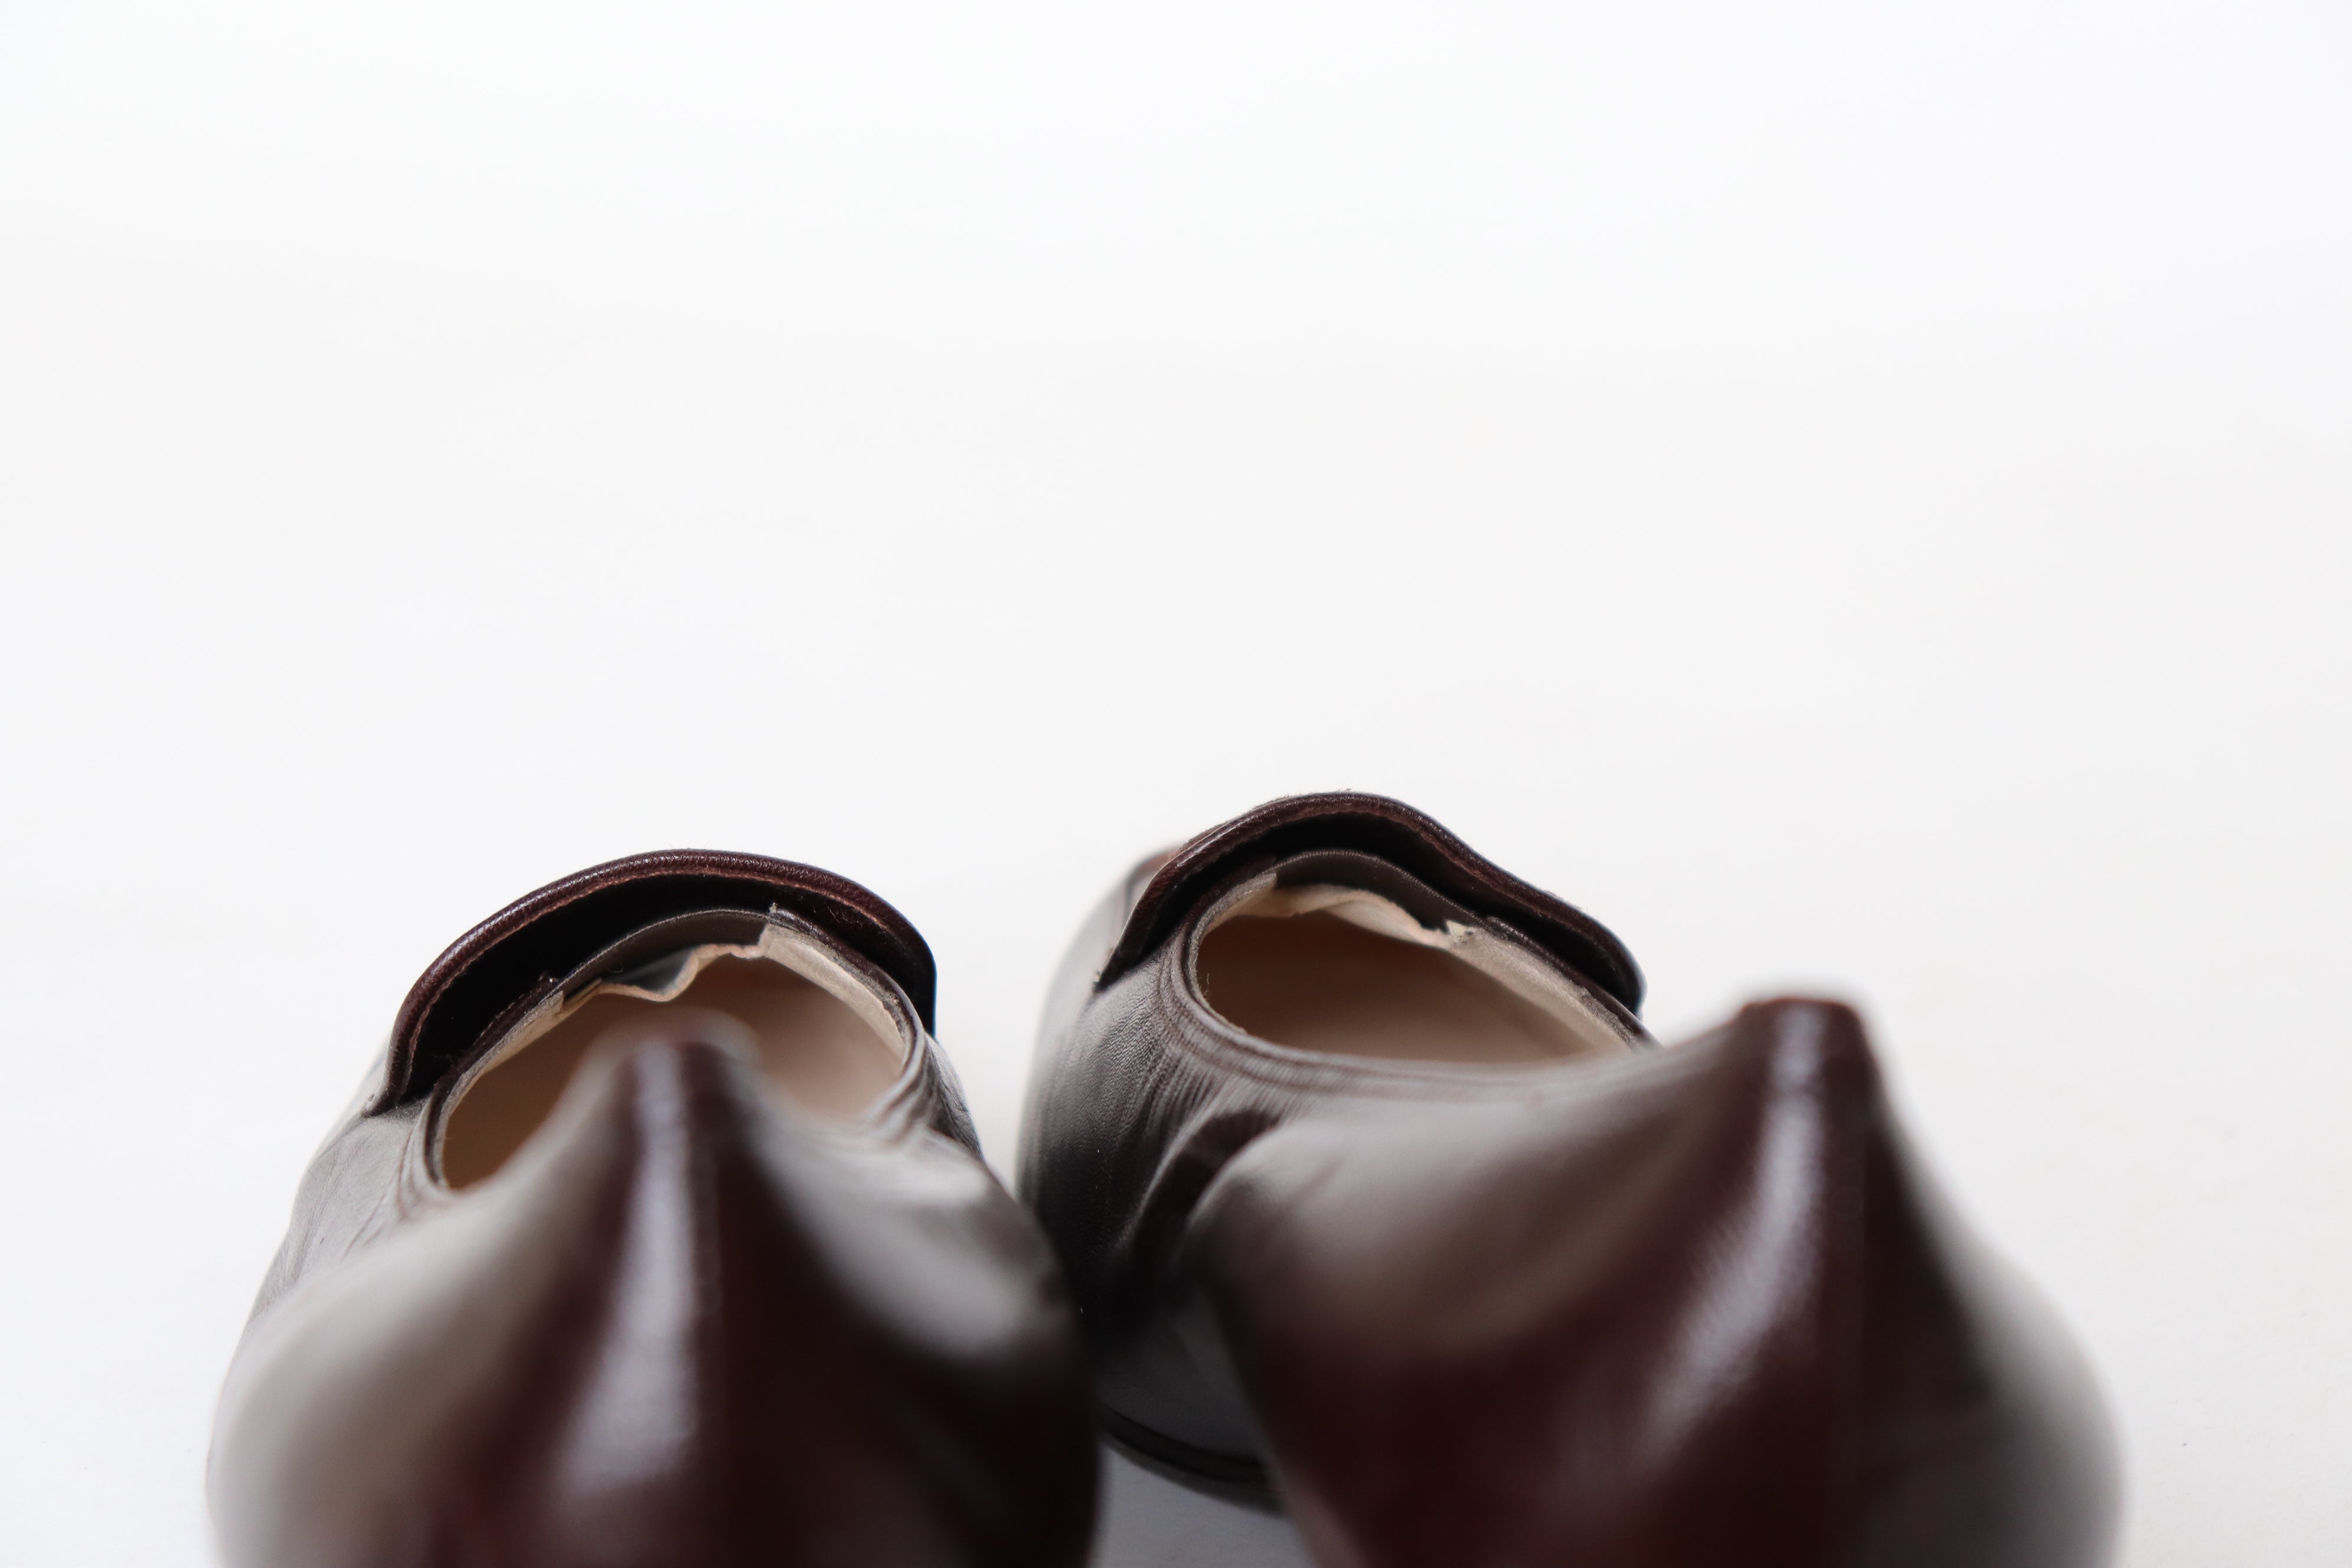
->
[1018,794,2119,1568]
[210,851,1099,1568]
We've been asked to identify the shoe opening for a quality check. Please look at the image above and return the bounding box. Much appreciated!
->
[436,918,911,1188]
[1191,855,1639,1066]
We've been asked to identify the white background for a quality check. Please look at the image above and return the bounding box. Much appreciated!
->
[2,2,2347,1563]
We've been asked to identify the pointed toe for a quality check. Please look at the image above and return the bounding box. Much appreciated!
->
[217,1036,1092,1568]
[1193,1005,2111,1567]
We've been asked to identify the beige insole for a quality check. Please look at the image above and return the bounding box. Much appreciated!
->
[1196,902,1629,1066]
[439,954,904,1189]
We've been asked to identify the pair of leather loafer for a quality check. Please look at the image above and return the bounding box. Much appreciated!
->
[211,793,2119,1567]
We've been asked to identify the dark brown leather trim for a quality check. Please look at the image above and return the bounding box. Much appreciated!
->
[1097,1404,1279,1509]
[1097,793,1645,1012]
[374,850,936,1110]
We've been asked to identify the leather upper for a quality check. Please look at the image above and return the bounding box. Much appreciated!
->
[1018,793,2119,1567]
[213,851,1097,1568]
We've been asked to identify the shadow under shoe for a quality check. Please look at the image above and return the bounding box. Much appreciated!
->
[1189,999,2119,1568]
[211,1038,1096,1568]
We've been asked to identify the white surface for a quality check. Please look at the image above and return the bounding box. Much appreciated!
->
[1,3,2347,1564]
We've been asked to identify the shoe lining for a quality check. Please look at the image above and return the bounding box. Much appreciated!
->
[1194,880,1633,1066]
[436,922,909,1189]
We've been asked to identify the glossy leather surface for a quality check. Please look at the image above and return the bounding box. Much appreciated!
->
[212,851,1097,1568]
[1019,793,2118,1567]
